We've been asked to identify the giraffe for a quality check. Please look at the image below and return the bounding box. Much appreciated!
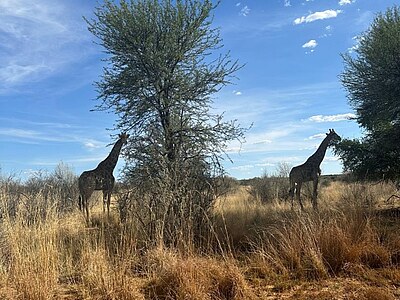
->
[289,129,340,210]
[78,133,129,223]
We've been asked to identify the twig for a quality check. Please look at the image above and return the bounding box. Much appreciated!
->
[386,194,400,203]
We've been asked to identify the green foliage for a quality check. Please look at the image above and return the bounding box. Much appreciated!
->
[337,6,400,179]
[86,0,244,175]
[335,129,400,180]
[86,0,245,247]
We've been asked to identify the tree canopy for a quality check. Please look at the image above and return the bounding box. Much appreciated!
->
[335,6,400,180]
[86,0,243,174]
[85,0,245,246]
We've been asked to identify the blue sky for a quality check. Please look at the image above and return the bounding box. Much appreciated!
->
[0,0,397,180]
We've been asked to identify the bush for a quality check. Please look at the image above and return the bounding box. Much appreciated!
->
[0,163,78,224]
[250,175,290,203]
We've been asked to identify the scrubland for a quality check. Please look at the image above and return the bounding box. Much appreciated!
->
[0,175,399,299]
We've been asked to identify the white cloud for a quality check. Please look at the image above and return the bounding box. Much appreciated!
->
[240,6,250,17]
[0,0,92,88]
[0,126,108,150]
[307,113,356,123]
[294,10,342,25]
[230,164,255,172]
[0,64,50,84]
[255,163,275,167]
[83,139,104,150]
[0,117,76,129]
[30,155,110,167]
[252,139,272,145]
[348,35,360,53]
[225,125,307,155]
[284,0,291,7]
[0,127,82,144]
[302,39,318,48]
[234,90,242,96]
[0,128,42,140]
[339,0,355,5]
[307,133,326,140]
[324,156,340,162]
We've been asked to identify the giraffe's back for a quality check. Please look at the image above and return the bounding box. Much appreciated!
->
[79,169,115,192]
[290,163,318,183]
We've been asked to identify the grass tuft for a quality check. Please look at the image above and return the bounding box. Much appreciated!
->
[144,252,255,300]
[0,176,399,299]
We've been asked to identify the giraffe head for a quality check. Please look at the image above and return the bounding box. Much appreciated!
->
[326,129,341,145]
[119,132,130,144]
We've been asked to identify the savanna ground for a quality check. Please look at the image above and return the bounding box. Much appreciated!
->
[0,174,399,299]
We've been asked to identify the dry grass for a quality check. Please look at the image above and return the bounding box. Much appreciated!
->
[0,178,399,299]
[143,248,255,300]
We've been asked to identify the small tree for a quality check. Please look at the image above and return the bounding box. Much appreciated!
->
[86,0,245,247]
[336,6,400,180]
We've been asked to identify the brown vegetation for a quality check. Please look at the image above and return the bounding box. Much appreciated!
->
[0,174,399,299]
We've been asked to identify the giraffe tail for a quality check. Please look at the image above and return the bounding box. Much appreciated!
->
[78,195,82,211]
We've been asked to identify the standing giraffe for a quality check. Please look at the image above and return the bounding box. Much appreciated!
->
[78,133,129,222]
[289,129,340,210]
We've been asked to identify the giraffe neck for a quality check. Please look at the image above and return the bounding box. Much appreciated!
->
[306,135,332,166]
[96,138,124,172]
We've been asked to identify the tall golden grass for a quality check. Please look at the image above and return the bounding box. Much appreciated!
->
[0,176,399,299]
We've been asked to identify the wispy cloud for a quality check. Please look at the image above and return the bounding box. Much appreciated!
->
[0,125,106,150]
[0,117,74,129]
[239,5,250,17]
[0,123,116,172]
[0,0,92,90]
[307,133,326,140]
[319,25,333,38]
[83,139,104,150]
[230,164,256,172]
[216,81,342,128]
[0,128,43,142]
[0,127,75,143]
[226,125,309,155]
[307,113,356,122]
[0,64,50,84]
[284,0,291,7]
[30,155,109,166]
[294,10,342,25]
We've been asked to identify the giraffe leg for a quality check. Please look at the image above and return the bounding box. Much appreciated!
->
[102,191,107,215]
[296,182,304,211]
[312,177,319,210]
[102,191,111,218]
[289,182,295,209]
[84,190,94,225]
[107,192,111,218]
[83,196,90,225]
